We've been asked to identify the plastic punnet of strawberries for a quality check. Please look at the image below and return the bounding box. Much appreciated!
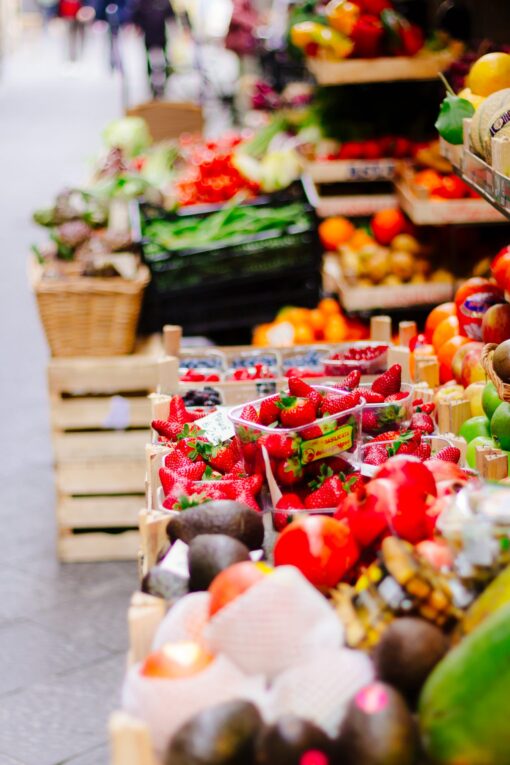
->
[358,364,417,436]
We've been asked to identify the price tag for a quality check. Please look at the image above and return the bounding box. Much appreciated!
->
[195,408,235,445]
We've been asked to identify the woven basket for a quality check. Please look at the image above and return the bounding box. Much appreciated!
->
[481,343,510,403]
[29,257,150,357]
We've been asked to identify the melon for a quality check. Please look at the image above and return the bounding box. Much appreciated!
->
[470,88,510,162]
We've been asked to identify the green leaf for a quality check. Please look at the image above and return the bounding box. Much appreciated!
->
[309,464,333,490]
[276,396,297,410]
[435,92,475,145]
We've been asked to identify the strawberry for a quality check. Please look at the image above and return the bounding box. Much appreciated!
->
[304,482,338,509]
[370,430,407,443]
[415,402,435,415]
[276,493,304,510]
[342,472,365,498]
[208,442,239,474]
[276,396,316,428]
[410,412,435,435]
[414,442,432,461]
[273,512,291,531]
[164,492,203,511]
[276,457,303,486]
[262,433,295,459]
[240,404,259,423]
[176,423,203,441]
[371,364,402,397]
[342,370,361,390]
[304,466,346,508]
[259,395,280,426]
[176,437,208,460]
[435,446,461,464]
[288,377,322,411]
[364,444,389,466]
[354,388,384,404]
[151,419,182,440]
[236,491,260,512]
[412,399,424,407]
[321,391,360,416]
[229,459,247,476]
[169,395,194,424]
[362,410,380,432]
[384,392,409,402]
[165,450,196,471]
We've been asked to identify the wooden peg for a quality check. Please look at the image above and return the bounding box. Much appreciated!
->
[398,321,417,348]
[449,400,472,436]
[370,315,392,343]
[484,453,509,481]
[163,324,182,357]
[387,346,411,383]
[109,711,157,765]
[139,509,171,575]
[413,383,435,403]
[437,399,452,434]
[128,592,167,664]
[475,444,498,474]
[415,357,440,388]
[150,392,170,422]
[157,356,179,395]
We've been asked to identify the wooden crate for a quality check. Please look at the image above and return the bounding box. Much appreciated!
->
[48,340,179,562]
[302,173,396,218]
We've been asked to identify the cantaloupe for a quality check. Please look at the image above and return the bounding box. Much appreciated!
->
[470,88,510,162]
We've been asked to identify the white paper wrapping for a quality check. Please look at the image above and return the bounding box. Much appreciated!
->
[153,592,210,649]
[203,566,344,678]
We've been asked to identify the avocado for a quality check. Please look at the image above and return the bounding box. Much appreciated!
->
[256,715,333,765]
[188,534,251,592]
[167,501,264,551]
[373,618,449,706]
[141,566,189,602]
[164,699,262,765]
[420,601,510,765]
[338,682,417,765]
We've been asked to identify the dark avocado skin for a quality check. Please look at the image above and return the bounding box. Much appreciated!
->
[167,501,264,551]
[164,699,262,765]
[188,534,251,591]
[338,683,417,765]
[373,618,449,707]
[256,715,333,765]
[141,567,189,602]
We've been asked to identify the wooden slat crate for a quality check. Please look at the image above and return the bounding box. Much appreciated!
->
[48,341,178,562]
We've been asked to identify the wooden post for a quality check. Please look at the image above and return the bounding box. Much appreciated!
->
[139,509,171,575]
[413,383,435,403]
[370,316,392,343]
[128,592,167,664]
[437,400,452,434]
[398,321,417,348]
[475,444,498,474]
[163,324,182,357]
[484,453,509,481]
[387,346,411,383]
[415,357,440,388]
[157,357,179,396]
[449,400,471,436]
[109,712,157,765]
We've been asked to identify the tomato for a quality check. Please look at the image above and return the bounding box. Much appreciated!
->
[434,175,469,200]
[361,140,382,159]
[274,516,360,589]
[491,246,510,291]
[371,208,407,245]
[338,141,364,160]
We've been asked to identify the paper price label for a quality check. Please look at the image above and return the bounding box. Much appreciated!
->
[301,424,353,464]
[195,408,235,445]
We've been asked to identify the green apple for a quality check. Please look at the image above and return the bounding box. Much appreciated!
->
[459,415,491,444]
[482,382,503,421]
[491,402,510,451]
[466,436,496,469]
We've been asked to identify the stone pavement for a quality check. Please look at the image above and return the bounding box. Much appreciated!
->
[0,24,144,765]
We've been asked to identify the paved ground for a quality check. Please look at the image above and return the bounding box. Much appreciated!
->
[0,24,147,765]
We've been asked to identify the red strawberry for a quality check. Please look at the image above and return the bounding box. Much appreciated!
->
[288,377,322,411]
[395,442,416,455]
[384,392,409,402]
[208,442,238,474]
[354,388,385,404]
[151,419,182,441]
[371,364,402,397]
[169,395,194,424]
[414,442,432,461]
[276,493,304,510]
[262,433,295,459]
[410,412,435,435]
[230,460,247,475]
[342,472,366,498]
[163,492,203,511]
[342,370,361,390]
[435,446,461,464]
[362,410,380,432]
[276,457,303,486]
[364,444,389,466]
[259,395,280,426]
[416,402,435,415]
[304,483,338,509]
[236,491,260,512]
[412,399,423,407]
[276,396,317,428]
[321,391,360,416]
[370,430,407,443]
[165,450,196,471]
[176,437,208,460]
[240,404,259,423]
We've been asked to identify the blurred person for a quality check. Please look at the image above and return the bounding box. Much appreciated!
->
[59,0,85,60]
[125,0,174,99]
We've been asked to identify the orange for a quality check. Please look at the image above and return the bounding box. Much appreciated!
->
[277,306,311,326]
[294,323,315,344]
[349,229,375,251]
[432,316,460,353]
[252,323,271,346]
[466,52,510,97]
[437,335,471,384]
[318,217,355,251]
[324,314,348,343]
[309,308,327,338]
[425,302,456,343]
[318,297,341,316]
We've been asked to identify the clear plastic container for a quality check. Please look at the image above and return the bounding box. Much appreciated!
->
[280,345,331,378]
[323,343,389,377]
[229,385,363,479]
[360,434,452,476]
[360,382,414,438]
[179,348,226,372]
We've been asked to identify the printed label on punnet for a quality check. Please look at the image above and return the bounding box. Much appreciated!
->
[195,408,235,444]
[301,425,353,464]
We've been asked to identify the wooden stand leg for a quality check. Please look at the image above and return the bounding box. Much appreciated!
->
[110,712,157,765]
[387,347,411,383]
[398,321,417,348]
[370,316,392,343]
[415,358,440,388]
[128,592,167,664]
[163,325,182,357]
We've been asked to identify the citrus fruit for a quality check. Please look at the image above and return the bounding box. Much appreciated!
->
[324,314,348,342]
[482,382,503,421]
[466,52,510,97]
[294,323,315,344]
[459,415,491,444]
[277,306,311,326]
[458,87,486,110]
[318,297,341,316]
[308,308,327,336]
[349,229,375,250]
[437,335,471,384]
[425,302,456,343]
[466,436,495,469]
[432,316,460,353]
[491,402,510,451]
[318,217,355,250]
[371,208,407,246]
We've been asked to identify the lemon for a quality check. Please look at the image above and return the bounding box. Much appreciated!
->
[466,52,510,97]
[458,87,486,110]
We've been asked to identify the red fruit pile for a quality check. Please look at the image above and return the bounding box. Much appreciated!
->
[325,344,388,375]
[151,395,215,443]
[228,364,276,381]
[359,364,414,435]
[180,370,221,383]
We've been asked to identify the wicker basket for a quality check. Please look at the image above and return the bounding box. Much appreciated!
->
[481,343,510,403]
[29,257,150,357]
